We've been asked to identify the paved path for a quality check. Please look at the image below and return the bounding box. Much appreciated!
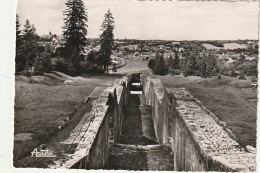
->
[115,59,149,74]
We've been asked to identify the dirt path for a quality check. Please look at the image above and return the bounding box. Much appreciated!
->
[109,92,174,170]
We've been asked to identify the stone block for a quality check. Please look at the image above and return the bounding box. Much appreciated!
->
[166,88,195,101]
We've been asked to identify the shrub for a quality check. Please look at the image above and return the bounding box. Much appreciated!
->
[34,52,53,75]
[87,50,99,63]
[169,69,181,75]
[84,61,104,74]
[148,59,156,69]
[53,57,69,74]
[68,62,86,76]
[20,65,33,77]
[153,56,169,75]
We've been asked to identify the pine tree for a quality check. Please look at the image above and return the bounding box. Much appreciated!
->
[15,14,24,73]
[20,19,39,74]
[174,53,180,69]
[198,54,207,78]
[206,53,218,76]
[167,55,175,69]
[184,50,197,76]
[153,53,168,75]
[63,0,88,61]
[99,9,115,73]
[16,14,22,48]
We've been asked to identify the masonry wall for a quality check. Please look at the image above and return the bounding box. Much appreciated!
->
[141,76,169,144]
[51,76,131,169]
[50,74,255,171]
[140,75,256,172]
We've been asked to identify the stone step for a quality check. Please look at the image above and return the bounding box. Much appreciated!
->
[131,82,141,86]
[130,91,143,95]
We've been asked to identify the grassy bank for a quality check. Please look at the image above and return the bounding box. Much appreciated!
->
[149,75,257,148]
[14,74,117,163]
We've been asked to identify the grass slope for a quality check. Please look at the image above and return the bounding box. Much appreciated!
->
[149,75,257,148]
[14,74,117,163]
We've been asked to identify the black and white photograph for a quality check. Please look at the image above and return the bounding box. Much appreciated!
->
[0,0,259,171]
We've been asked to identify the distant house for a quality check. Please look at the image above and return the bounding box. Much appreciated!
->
[51,37,60,45]
[118,45,139,51]
[163,52,175,59]
[133,51,140,56]
[172,42,180,45]
[178,47,184,52]
[41,34,53,42]
[141,52,150,60]
[158,45,166,50]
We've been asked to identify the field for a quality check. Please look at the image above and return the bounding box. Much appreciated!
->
[203,43,247,50]
[149,74,257,148]
[14,73,118,165]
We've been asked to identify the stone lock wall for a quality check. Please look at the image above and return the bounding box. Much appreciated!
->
[140,75,256,172]
[141,75,169,144]
[50,76,132,169]
[50,74,255,171]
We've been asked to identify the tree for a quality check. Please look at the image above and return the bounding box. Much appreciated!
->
[153,53,168,75]
[68,48,85,76]
[87,50,98,63]
[98,9,115,73]
[63,0,88,61]
[148,59,156,69]
[34,52,53,74]
[167,55,174,69]
[174,53,180,69]
[197,54,207,78]
[19,19,39,74]
[16,14,22,49]
[15,14,24,73]
[205,53,218,76]
[184,50,197,76]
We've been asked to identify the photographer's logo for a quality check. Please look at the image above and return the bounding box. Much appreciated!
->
[31,148,56,157]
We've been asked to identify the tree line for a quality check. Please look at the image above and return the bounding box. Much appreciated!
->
[16,0,115,76]
[148,48,219,78]
[148,46,257,80]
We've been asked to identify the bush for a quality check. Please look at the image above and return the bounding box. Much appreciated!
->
[20,66,33,77]
[153,56,169,75]
[148,59,156,69]
[34,52,53,75]
[53,57,69,74]
[84,62,104,74]
[87,50,99,63]
[68,62,86,76]
[169,69,181,75]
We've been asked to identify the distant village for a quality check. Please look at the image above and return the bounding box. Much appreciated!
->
[38,32,258,65]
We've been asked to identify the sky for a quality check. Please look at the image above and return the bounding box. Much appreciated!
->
[17,0,259,40]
